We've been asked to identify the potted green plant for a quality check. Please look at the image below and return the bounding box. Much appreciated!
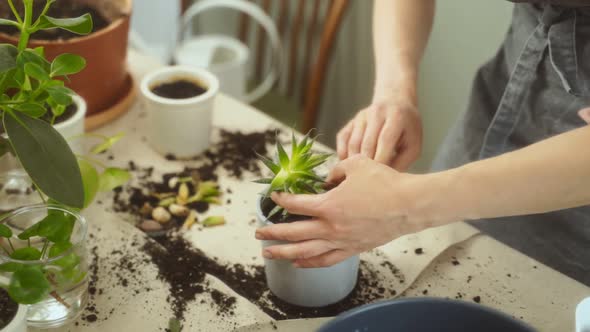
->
[0,0,133,118]
[255,133,360,307]
[0,288,26,332]
[0,0,129,328]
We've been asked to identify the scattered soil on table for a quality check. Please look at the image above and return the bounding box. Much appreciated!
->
[415,248,424,255]
[141,232,404,322]
[0,289,18,329]
[151,79,207,99]
[0,0,109,40]
[164,129,279,178]
[112,129,280,233]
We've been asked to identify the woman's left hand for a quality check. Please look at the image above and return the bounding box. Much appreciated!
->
[255,155,454,268]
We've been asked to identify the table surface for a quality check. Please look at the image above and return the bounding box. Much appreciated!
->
[47,51,590,332]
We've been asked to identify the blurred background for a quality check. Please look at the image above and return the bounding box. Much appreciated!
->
[135,0,513,172]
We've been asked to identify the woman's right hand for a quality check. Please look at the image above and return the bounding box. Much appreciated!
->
[336,90,423,171]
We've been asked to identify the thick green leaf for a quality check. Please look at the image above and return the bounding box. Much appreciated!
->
[17,50,50,72]
[37,210,75,243]
[8,266,51,304]
[0,18,19,28]
[277,142,289,169]
[52,252,79,270]
[90,133,125,154]
[79,159,99,207]
[50,54,86,77]
[48,241,72,258]
[0,223,12,238]
[38,14,93,35]
[24,62,50,81]
[256,153,280,174]
[45,86,73,105]
[0,262,21,273]
[10,247,42,261]
[0,135,11,158]
[3,112,85,208]
[0,44,18,74]
[18,223,40,240]
[14,102,47,118]
[98,168,131,192]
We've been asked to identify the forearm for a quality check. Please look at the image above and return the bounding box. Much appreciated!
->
[437,126,590,222]
[372,0,435,102]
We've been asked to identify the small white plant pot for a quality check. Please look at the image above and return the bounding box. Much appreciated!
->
[577,297,590,332]
[55,94,87,154]
[140,65,219,158]
[1,305,27,332]
[256,197,359,307]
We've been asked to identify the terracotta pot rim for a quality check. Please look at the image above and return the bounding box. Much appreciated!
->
[0,14,129,45]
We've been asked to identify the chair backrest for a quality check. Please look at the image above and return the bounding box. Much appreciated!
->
[237,0,349,132]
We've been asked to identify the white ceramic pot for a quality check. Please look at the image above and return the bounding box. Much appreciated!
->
[256,197,359,307]
[0,304,27,332]
[0,95,87,172]
[141,65,219,158]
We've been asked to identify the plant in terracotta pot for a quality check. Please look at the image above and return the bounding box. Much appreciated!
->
[255,132,360,307]
[0,0,133,120]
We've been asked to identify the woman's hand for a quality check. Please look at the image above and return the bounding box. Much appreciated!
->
[255,156,453,268]
[337,93,422,171]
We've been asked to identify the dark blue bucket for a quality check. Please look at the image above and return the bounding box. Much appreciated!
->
[318,297,537,332]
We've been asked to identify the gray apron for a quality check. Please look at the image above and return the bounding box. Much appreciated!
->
[431,3,590,285]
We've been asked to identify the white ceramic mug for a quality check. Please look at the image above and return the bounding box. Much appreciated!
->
[577,297,590,332]
[140,66,219,158]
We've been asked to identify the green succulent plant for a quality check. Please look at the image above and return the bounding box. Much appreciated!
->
[256,131,331,218]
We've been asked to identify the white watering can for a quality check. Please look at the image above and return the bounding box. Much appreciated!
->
[174,0,282,103]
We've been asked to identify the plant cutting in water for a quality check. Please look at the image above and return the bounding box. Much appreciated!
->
[255,131,331,220]
[0,207,83,306]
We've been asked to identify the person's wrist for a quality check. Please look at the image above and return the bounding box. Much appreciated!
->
[408,169,469,228]
[372,76,418,107]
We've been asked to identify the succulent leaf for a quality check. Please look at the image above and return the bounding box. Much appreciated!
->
[256,152,280,175]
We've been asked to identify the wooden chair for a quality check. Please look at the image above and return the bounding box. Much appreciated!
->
[237,0,349,132]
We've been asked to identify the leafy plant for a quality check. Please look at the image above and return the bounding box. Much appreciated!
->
[0,207,85,305]
[0,0,93,208]
[0,0,130,306]
[255,132,331,219]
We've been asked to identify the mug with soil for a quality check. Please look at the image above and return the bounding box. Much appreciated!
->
[256,196,360,307]
[0,289,26,332]
[141,66,219,159]
[0,205,89,329]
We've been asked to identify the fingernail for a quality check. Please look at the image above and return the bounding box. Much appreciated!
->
[255,231,264,240]
[263,250,273,259]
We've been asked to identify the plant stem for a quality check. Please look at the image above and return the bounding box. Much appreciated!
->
[46,275,71,309]
[17,0,33,51]
[40,239,49,258]
[6,238,15,252]
[33,0,53,27]
[7,0,22,24]
[33,182,47,204]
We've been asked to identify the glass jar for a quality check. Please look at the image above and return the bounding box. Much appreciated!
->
[0,205,89,329]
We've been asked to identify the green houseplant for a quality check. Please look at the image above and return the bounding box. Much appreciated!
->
[254,132,360,307]
[0,0,130,327]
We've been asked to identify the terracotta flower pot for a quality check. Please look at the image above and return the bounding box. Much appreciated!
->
[0,0,132,116]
